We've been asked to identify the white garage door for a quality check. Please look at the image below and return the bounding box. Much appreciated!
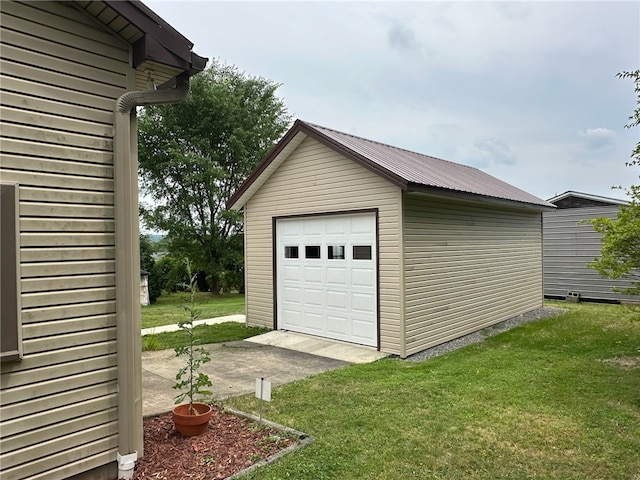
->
[276,213,378,347]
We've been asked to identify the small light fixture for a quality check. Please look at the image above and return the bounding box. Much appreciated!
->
[146,70,157,90]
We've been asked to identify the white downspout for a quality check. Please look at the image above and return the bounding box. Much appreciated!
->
[114,76,190,479]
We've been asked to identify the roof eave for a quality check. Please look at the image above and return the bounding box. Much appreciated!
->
[406,183,556,211]
[96,0,207,77]
[547,190,629,206]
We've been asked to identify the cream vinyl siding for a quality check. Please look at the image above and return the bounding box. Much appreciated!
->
[244,136,404,355]
[403,194,543,356]
[0,2,127,478]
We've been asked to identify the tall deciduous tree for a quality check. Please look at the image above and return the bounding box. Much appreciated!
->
[589,70,640,294]
[138,60,290,292]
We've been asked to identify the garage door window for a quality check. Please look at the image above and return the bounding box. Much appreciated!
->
[327,245,345,260]
[305,245,321,259]
[284,246,299,259]
[353,245,372,260]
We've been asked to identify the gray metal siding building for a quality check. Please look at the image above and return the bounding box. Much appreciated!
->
[543,192,636,302]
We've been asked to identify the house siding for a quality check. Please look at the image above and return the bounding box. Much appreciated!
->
[0,2,127,478]
[543,206,637,302]
[244,136,405,355]
[403,194,543,356]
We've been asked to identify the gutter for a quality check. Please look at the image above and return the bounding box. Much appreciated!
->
[113,75,190,479]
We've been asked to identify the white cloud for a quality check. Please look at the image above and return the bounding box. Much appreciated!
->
[579,128,617,152]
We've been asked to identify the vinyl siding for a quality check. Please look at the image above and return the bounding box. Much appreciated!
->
[403,194,543,356]
[0,2,126,478]
[244,136,404,355]
[543,206,637,301]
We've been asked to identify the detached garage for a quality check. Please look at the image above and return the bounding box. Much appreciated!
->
[229,120,554,358]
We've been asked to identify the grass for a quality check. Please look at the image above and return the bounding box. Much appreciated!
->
[142,322,269,351]
[227,301,640,480]
[141,292,245,329]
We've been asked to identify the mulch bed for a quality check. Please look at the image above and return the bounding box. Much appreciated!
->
[130,406,296,479]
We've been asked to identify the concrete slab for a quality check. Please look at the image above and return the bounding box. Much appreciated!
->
[142,340,348,417]
[245,330,388,364]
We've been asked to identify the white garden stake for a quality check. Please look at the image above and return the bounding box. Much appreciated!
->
[255,377,272,424]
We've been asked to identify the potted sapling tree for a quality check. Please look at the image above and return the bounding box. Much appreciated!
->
[171,259,214,436]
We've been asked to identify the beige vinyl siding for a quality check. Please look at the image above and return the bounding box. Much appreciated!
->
[403,194,543,356]
[0,2,127,479]
[244,136,404,355]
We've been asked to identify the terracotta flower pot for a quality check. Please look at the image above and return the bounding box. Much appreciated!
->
[171,402,213,436]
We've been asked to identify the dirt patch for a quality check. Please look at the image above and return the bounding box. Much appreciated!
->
[599,356,640,369]
[129,406,297,479]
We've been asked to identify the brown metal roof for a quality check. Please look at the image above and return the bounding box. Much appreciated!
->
[228,119,554,210]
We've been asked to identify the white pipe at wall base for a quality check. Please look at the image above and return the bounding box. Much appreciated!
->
[117,452,138,479]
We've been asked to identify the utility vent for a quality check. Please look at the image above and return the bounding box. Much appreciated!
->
[566,291,581,303]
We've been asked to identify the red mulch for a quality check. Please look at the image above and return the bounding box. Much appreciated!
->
[130,406,295,480]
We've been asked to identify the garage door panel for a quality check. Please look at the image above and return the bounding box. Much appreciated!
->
[277,213,377,347]
[326,267,347,286]
[352,268,375,288]
[303,266,323,283]
[326,290,347,309]
[303,288,323,306]
[327,315,349,336]
[282,285,301,302]
[352,319,374,340]
[282,309,303,327]
[352,292,375,313]
[282,264,302,281]
[303,312,323,332]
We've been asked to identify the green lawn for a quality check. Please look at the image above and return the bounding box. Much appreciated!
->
[141,292,245,329]
[142,322,269,351]
[227,301,640,480]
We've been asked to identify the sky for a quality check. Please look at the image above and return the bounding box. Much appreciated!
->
[145,0,639,202]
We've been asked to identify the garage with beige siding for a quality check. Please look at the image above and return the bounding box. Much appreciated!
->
[0,2,205,479]
[229,120,553,358]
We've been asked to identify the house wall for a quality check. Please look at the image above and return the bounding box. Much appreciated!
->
[403,194,543,356]
[243,136,405,355]
[0,2,129,478]
[543,206,637,302]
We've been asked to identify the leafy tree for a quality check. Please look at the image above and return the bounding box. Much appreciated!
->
[140,234,162,302]
[138,60,290,292]
[589,70,640,294]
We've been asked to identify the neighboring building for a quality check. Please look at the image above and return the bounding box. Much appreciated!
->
[0,2,205,479]
[228,120,554,358]
[543,191,636,302]
[140,270,150,306]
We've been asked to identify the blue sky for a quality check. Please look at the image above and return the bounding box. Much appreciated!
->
[145,1,639,202]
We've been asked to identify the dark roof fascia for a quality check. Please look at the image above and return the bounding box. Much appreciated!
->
[298,120,408,190]
[406,183,556,212]
[104,0,205,74]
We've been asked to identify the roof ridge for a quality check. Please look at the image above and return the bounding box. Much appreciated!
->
[301,120,481,172]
